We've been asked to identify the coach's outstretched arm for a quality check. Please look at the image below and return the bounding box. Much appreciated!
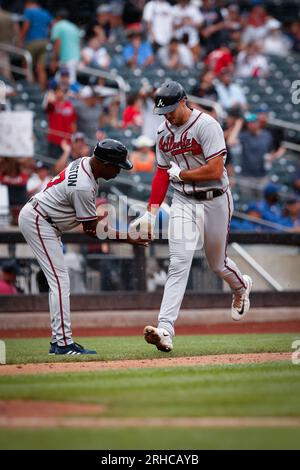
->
[129,167,170,240]
[82,218,148,246]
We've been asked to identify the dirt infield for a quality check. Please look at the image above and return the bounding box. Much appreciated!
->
[0,400,299,429]
[0,352,291,376]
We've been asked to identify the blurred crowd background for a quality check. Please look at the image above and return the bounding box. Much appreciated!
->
[0,0,300,294]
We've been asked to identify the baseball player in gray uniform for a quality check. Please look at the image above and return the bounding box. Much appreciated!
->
[129,81,252,352]
[19,139,142,356]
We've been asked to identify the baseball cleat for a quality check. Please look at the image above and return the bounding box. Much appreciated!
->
[144,325,173,352]
[231,275,253,321]
[55,342,97,355]
[49,342,57,355]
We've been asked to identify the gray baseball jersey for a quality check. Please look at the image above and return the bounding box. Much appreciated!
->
[156,109,229,193]
[33,157,98,233]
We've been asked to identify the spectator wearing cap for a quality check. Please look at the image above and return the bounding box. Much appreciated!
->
[139,83,164,141]
[262,19,292,57]
[230,202,265,232]
[19,1,53,89]
[56,68,81,98]
[54,133,90,174]
[235,42,269,78]
[123,25,154,69]
[81,35,111,70]
[215,69,248,111]
[255,104,286,162]
[257,183,283,225]
[239,113,274,198]
[50,9,81,82]
[158,37,194,70]
[130,135,155,173]
[43,83,77,160]
[143,0,174,51]
[86,5,115,43]
[172,0,203,59]
[26,161,51,197]
[0,261,20,295]
[73,86,104,141]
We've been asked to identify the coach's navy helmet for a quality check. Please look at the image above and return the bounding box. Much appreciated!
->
[94,139,132,170]
[153,81,187,115]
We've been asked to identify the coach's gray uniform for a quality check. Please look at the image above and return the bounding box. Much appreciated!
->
[156,109,246,336]
[19,157,98,346]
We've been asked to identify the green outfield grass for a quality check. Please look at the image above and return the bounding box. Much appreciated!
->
[3,332,298,364]
[0,333,299,450]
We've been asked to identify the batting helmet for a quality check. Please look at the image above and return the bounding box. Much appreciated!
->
[93,139,133,170]
[153,81,187,115]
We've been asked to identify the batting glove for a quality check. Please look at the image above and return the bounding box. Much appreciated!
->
[128,211,156,240]
[167,161,183,183]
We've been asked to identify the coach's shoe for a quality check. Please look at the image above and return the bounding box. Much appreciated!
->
[144,326,173,352]
[55,342,97,355]
[49,342,57,355]
[231,275,253,321]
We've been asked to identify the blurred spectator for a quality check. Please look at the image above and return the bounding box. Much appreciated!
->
[239,113,273,197]
[0,6,20,80]
[19,1,53,89]
[143,0,173,50]
[205,45,234,76]
[26,161,51,197]
[95,4,115,42]
[43,84,77,160]
[282,198,300,230]
[139,83,164,141]
[230,202,265,232]
[130,135,155,173]
[223,108,244,182]
[289,20,300,54]
[52,68,81,98]
[172,0,203,59]
[54,133,90,174]
[81,36,111,69]
[254,104,285,161]
[262,19,292,57]
[0,158,28,224]
[191,70,218,102]
[215,69,247,111]
[123,26,154,69]
[122,94,143,128]
[158,37,194,69]
[73,86,103,141]
[122,0,145,27]
[200,0,225,53]
[257,183,283,224]
[242,5,270,45]
[223,3,243,33]
[50,9,81,82]
[235,42,269,78]
[0,260,20,295]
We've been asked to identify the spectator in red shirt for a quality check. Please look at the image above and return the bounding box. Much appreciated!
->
[0,158,29,225]
[43,83,77,160]
[122,94,143,128]
[0,261,20,295]
[205,45,234,76]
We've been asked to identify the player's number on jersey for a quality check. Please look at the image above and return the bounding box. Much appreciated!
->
[44,170,66,191]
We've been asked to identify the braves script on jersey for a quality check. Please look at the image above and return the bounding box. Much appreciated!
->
[156,109,229,193]
[33,157,98,232]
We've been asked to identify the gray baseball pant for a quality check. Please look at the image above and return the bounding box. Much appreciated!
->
[158,189,246,337]
[18,202,73,346]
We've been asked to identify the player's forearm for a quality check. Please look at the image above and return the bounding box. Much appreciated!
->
[180,162,223,183]
[148,168,170,213]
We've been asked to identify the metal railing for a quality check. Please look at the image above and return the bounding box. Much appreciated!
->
[0,43,33,82]
[75,64,127,111]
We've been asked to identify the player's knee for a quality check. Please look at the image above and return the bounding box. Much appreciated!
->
[169,254,188,275]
